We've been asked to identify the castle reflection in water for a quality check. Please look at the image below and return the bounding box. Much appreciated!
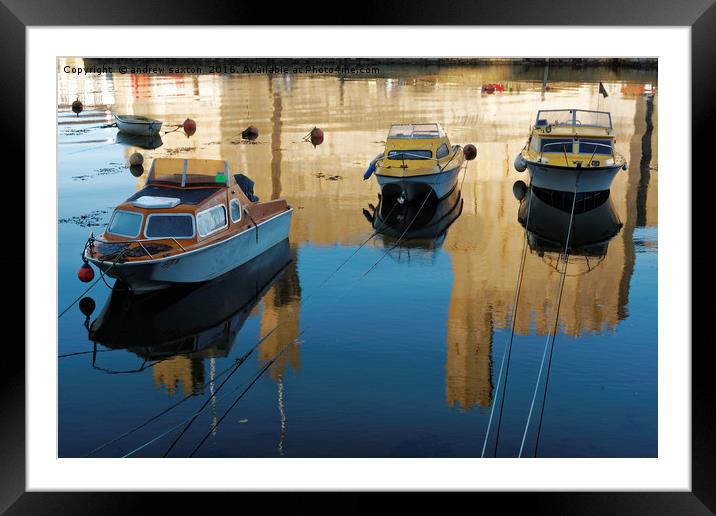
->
[62,59,657,411]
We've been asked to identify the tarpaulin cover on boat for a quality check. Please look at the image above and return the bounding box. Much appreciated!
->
[127,185,220,205]
[234,174,259,202]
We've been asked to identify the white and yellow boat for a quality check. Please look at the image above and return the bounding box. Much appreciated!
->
[514,109,628,193]
[365,123,473,203]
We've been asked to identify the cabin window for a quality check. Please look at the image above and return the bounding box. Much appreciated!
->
[107,210,143,238]
[579,139,613,155]
[436,143,450,159]
[197,204,228,237]
[387,149,432,160]
[230,199,242,223]
[145,214,195,239]
[540,138,573,153]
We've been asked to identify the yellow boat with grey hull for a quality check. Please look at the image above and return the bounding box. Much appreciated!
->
[367,123,475,203]
[514,109,627,193]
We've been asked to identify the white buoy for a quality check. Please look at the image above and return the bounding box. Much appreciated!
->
[129,152,144,166]
[514,153,527,172]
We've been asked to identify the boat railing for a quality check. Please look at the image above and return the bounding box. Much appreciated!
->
[539,141,615,167]
[89,235,188,259]
[385,145,462,171]
[536,109,612,129]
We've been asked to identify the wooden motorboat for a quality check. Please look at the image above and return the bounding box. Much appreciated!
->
[514,109,628,193]
[114,113,163,136]
[83,158,293,293]
[88,239,291,358]
[365,123,474,203]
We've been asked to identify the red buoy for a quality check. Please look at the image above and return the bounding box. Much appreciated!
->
[78,263,94,283]
[71,99,83,116]
[183,118,197,136]
[483,84,495,94]
[463,144,477,161]
[241,125,259,141]
[309,127,324,147]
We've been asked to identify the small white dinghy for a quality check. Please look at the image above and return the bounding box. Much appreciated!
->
[114,114,163,136]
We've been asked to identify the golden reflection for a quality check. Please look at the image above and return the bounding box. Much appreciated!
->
[153,356,205,397]
[61,59,657,410]
[258,245,302,380]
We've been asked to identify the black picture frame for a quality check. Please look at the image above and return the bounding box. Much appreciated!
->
[5,1,711,513]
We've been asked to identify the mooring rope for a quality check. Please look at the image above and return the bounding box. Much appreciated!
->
[316,198,399,288]
[57,245,131,320]
[481,182,535,458]
[78,198,396,455]
[161,346,255,457]
[91,320,288,457]
[187,337,299,457]
[180,179,458,457]
[359,187,435,279]
[115,190,430,457]
[518,178,579,458]
[83,168,465,457]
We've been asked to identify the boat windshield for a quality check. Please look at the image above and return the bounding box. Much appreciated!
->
[388,124,443,139]
[536,109,612,129]
[148,158,231,187]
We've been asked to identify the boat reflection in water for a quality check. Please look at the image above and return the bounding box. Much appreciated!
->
[364,186,464,259]
[115,131,163,150]
[88,239,292,377]
[515,181,623,272]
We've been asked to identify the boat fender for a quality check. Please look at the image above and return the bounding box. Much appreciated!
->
[71,99,83,116]
[79,297,96,317]
[78,262,94,283]
[241,125,259,141]
[363,161,376,180]
[183,118,197,136]
[514,153,527,172]
[622,162,628,171]
[463,144,477,161]
[129,164,144,178]
[129,152,144,166]
[363,154,382,180]
[310,127,324,147]
[512,180,528,201]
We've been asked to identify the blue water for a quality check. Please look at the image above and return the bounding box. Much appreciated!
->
[58,62,658,458]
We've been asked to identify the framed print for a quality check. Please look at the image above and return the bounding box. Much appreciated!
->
[4,0,712,513]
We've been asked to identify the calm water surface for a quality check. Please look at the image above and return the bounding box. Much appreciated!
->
[57,61,658,458]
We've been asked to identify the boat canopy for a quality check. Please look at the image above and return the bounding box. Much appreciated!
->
[388,123,445,139]
[147,158,231,187]
[535,109,612,129]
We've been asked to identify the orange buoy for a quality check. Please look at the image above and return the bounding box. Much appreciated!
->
[78,263,94,283]
[71,99,83,116]
[463,144,477,161]
[183,118,197,136]
[241,125,259,141]
[309,127,324,147]
[79,297,96,317]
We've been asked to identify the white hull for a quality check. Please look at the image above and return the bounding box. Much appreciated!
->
[88,209,293,293]
[526,163,622,193]
[114,115,163,136]
[375,165,461,202]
